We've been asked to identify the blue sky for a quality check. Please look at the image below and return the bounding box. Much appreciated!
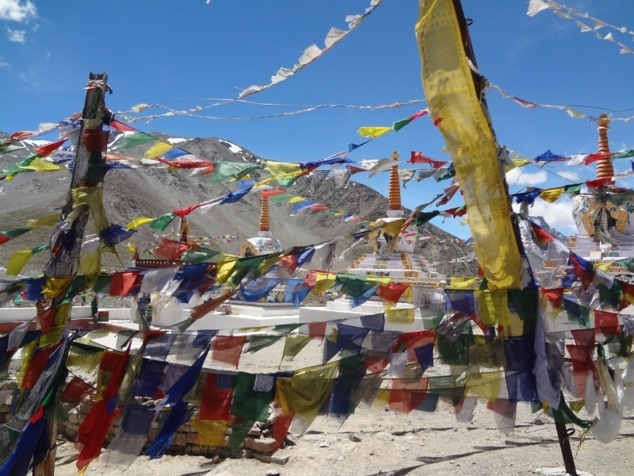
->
[1,0,633,239]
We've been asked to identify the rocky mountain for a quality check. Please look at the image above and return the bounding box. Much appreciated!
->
[0,132,475,278]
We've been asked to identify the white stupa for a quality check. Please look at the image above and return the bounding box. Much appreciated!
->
[568,115,634,263]
[240,195,283,257]
[300,151,445,330]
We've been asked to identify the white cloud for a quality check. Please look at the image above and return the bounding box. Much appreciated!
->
[0,60,9,68]
[6,27,25,42]
[0,0,36,22]
[514,197,577,235]
[506,167,548,187]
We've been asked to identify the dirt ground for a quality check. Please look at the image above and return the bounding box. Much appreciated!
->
[53,401,633,476]
[51,335,633,476]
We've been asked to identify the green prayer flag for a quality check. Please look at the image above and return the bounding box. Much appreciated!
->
[414,211,440,226]
[228,419,255,453]
[612,149,634,159]
[209,162,260,185]
[564,184,582,195]
[116,132,156,150]
[180,247,219,264]
[270,193,295,204]
[392,118,411,132]
[149,212,176,231]
[338,275,376,298]
[231,372,274,422]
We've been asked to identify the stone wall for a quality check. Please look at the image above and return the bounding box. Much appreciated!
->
[0,378,289,466]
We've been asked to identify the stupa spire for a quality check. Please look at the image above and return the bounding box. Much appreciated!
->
[388,151,402,212]
[259,195,270,233]
[596,114,614,180]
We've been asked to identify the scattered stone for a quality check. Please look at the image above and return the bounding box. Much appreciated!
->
[319,442,329,448]
[349,433,361,442]
[265,469,280,476]
[244,437,278,454]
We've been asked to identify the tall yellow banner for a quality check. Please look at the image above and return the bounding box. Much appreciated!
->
[416,0,522,289]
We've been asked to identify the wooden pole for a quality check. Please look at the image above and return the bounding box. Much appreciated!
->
[33,72,110,476]
[555,421,578,476]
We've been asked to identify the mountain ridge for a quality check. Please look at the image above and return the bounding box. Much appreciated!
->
[0,132,475,277]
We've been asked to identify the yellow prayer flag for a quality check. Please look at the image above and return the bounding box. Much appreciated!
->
[465,371,502,402]
[80,250,102,279]
[282,335,313,361]
[475,290,509,327]
[6,249,33,276]
[191,417,229,447]
[366,276,392,285]
[216,259,238,284]
[127,217,155,230]
[378,219,404,237]
[24,157,64,173]
[386,307,415,324]
[288,196,306,204]
[416,0,523,290]
[144,140,174,159]
[43,276,75,298]
[255,255,282,277]
[265,161,302,178]
[447,277,480,290]
[511,158,530,168]
[27,214,59,229]
[372,387,391,408]
[313,272,337,296]
[539,188,564,203]
[596,261,614,272]
[275,360,338,419]
[357,126,392,139]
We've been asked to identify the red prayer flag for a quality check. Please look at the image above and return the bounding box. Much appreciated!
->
[110,119,135,132]
[566,344,595,397]
[211,335,246,368]
[586,177,613,189]
[62,376,96,404]
[377,283,409,304]
[272,406,295,449]
[388,378,428,413]
[530,222,555,248]
[21,340,64,390]
[409,151,447,168]
[155,238,192,260]
[584,152,614,166]
[541,288,564,309]
[307,321,327,337]
[35,138,67,157]
[37,305,57,334]
[594,309,620,337]
[109,270,141,296]
[309,204,330,212]
[10,130,34,141]
[200,372,234,420]
[76,347,130,471]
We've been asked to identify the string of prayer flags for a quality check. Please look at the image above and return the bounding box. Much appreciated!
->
[238,0,383,99]
[527,0,634,55]
[0,227,32,245]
